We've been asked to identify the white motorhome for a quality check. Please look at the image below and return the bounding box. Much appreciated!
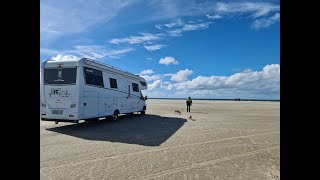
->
[40,58,148,124]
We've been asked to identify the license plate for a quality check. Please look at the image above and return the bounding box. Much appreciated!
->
[52,110,63,114]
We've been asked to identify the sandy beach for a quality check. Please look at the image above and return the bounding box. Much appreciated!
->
[40,99,280,179]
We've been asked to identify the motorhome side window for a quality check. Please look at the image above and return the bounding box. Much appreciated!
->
[109,78,118,89]
[140,81,146,86]
[84,67,104,87]
[132,83,139,92]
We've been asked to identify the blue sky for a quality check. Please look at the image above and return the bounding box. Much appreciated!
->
[40,0,280,100]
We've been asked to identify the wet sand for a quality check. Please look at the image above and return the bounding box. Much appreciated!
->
[40,99,280,179]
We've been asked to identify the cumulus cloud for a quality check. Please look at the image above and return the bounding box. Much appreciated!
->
[109,33,162,45]
[140,74,162,82]
[144,44,166,51]
[174,76,229,90]
[161,81,173,90]
[148,80,162,90]
[146,80,173,91]
[140,64,279,99]
[159,56,179,66]
[251,13,280,30]
[41,45,134,59]
[140,69,154,75]
[51,54,80,61]
[174,64,280,94]
[157,64,280,99]
[170,69,193,82]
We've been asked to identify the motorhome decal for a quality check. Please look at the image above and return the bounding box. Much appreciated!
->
[49,88,70,97]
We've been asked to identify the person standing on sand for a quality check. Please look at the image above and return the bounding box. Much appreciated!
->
[186,97,192,112]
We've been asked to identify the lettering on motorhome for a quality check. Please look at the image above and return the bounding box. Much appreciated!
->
[49,88,70,97]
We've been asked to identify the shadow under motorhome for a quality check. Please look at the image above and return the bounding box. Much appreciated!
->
[40,58,148,124]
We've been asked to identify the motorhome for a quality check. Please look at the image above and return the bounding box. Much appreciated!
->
[40,58,148,124]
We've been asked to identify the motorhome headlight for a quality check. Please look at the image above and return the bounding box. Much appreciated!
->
[41,103,46,108]
[71,103,77,108]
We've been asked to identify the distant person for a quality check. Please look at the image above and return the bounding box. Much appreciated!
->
[186,97,192,112]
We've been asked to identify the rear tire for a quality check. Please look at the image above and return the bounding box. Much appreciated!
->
[85,118,99,122]
[112,113,118,121]
[141,109,146,115]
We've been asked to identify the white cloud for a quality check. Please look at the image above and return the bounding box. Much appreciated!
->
[166,21,212,36]
[166,29,184,37]
[214,2,280,18]
[174,76,229,90]
[163,19,185,28]
[140,74,162,82]
[148,80,162,90]
[174,64,280,95]
[140,64,280,99]
[143,90,168,98]
[51,55,80,61]
[206,14,222,20]
[140,69,154,75]
[151,64,280,99]
[154,19,212,37]
[109,33,163,45]
[144,44,166,51]
[40,45,134,59]
[146,57,153,61]
[170,69,193,82]
[146,80,173,91]
[161,82,173,90]
[155,25,163,30]
[251,13,280,30]
[41,1,280,42]
[153,2,279,37]
[40,0,135,41]
[127,1,279,27]
[159,56,179,66]
[182,22,211,31]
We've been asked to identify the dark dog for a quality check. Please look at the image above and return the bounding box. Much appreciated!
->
[175,110,182,114]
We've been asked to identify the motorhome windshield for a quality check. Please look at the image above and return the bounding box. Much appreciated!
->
[44,67,77,85]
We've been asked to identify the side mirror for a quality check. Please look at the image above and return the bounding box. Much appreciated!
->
[145,96,148,100]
